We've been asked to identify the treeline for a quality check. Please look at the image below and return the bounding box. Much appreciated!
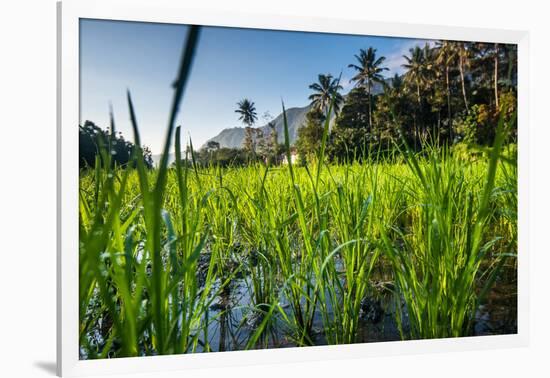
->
[180,139,288,168]
[79,120,153,169]
[213,40,517,166]
[301,41,517,163]
[82,40,517,169]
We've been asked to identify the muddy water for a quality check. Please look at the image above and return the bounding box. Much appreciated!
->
[81,258,517,358]
[474,266,517,336]
[199,264,517,352]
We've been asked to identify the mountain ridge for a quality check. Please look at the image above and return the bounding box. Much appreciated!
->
[202,79,389,149]
[152,79,390,164]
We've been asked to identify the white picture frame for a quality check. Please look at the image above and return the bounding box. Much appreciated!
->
[57,1,530,376]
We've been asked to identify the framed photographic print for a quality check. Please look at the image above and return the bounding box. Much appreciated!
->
[57,0,529,376]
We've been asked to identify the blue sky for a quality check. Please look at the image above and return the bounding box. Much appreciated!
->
[80,19,432,153]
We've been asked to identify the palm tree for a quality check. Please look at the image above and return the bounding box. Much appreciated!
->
[469,42,506,110]
[235,98,258,127]
[435,41,454,116]
[435,40,457,141]
[235,98,258,154]
[308,74,344,115]
[391,73,404,94]
[402,45,430,147]
[435,41,471,112]
[492,43,500,108]
[348,47,389,128]
[402,46,429,105]
[455,42,471,111]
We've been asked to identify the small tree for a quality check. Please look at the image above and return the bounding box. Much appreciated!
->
[329,87,370,162]
[205,140,220,151]
[243,127,256,156]
[295,108,325,164]
[372,74,416,149]
[256,128,268,160]
[267,121,280,164]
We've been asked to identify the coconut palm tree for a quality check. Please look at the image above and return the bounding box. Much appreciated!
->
[453,42,471,111]
[235,98,258,127]
[402,45,431,147]
[469,42,507,110]
[348,47,389,128]
[435,41,471,112]
[402,46,429,105]
[391,73,404,93]
[492,43,500,108]
[308,73,344,115]
[235,98,258,155]
[435,41,456,127]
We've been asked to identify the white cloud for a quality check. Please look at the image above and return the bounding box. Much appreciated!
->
[384,39,436,77]
[340,75,353,89]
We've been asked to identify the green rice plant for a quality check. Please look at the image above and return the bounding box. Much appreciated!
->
[79,124,140,357]
[238,165,281,318]
[317,163,379,344]
[494,143,518,260]
[79,26,226,357]
[379,114,512,339]
[202,168,240,279]
[273,93,383,346]
[258,101,322,346]
[80,140,516,354]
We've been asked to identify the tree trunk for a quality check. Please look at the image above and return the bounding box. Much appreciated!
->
[416,81,421,144]
[445,64,453,142]
[459,56,469,112]
[413,114,418,150]
[368,81,373,131]
[494,43,499,109]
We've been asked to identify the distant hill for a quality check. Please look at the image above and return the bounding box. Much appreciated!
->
[203,104,312,149]
[151,104,320,166]
[202,80,388,149]
[152,80,390,165]
[151,104,312,166]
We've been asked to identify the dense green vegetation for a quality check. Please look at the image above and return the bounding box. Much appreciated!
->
[230,42,516,165]
[79,26,517,359]
[79,120,153,169]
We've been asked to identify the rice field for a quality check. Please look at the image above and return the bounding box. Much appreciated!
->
[78,131,517,358]
[78,25,517,359]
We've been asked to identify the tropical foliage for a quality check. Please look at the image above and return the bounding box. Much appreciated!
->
[79,120,153,169]
[308,73,344,114]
